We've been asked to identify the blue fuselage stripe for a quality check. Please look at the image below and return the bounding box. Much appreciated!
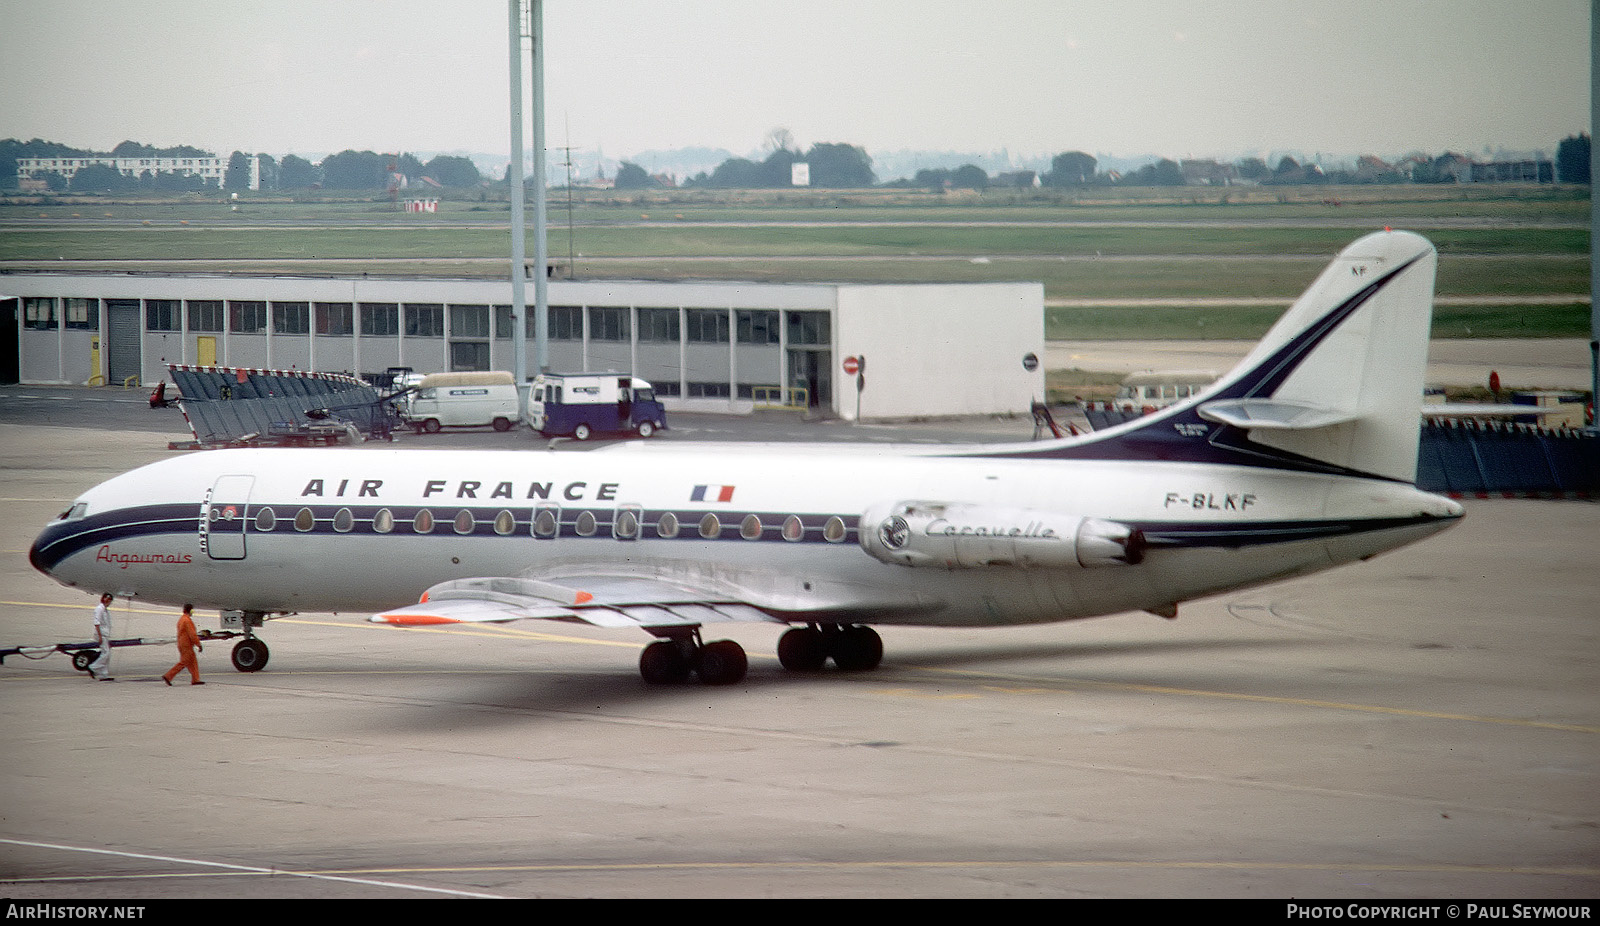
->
[32,501,1454,573]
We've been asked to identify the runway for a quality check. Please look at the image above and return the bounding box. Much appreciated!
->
[1050,338,1596,391]
[0,413,1596,898]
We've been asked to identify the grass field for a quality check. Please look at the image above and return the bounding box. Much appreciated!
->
[0,184,1588,340]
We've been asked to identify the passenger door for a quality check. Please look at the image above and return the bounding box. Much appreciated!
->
[205,475,254,560]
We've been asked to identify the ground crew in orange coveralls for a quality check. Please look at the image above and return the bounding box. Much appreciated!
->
[162,604,204,686]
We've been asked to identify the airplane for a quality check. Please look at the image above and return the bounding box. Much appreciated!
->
[29,230,1463,687]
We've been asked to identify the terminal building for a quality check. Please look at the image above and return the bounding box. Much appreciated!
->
[0,274,1045,421]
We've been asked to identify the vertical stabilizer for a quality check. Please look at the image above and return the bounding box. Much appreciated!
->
[1213,230,1438,483]
[1002,230,1439,484]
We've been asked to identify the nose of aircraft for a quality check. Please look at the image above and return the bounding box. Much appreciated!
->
[29,517,70,582]
[28,533,48,576]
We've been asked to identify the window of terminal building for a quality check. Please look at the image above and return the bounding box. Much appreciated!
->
[360,303,398,337]
[63,298,98,331]
[405,304,443,338]
[450,304,491,339]
[315,303,353,336]
[588,307,630,342]
[146,300,180,332]
[786,311,830,346]
[272,302,309,335]
[737,382,782,400]
[686,309,730,343]
[494,305,515,340]
[687,382,731,398]
[638,308,679,343]
[449,341,490,371]
[23,298,57,330]
[230,301,267,334]
[736,309,780,344]
[189,301,224,333]
[545,306,582,340]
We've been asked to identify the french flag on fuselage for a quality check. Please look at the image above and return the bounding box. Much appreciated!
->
[691,484,736,503]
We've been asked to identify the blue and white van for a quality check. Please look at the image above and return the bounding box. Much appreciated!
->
[528,373,667,440]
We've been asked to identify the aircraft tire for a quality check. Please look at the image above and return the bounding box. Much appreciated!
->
[830,625,883,672]
[777,627,828,672]
[640,640,692,685]
[696,640,747,685]
[231,638,269,673]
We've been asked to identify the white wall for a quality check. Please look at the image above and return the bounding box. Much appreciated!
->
[835,283,1044,420]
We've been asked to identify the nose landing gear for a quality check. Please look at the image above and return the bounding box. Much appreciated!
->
[220,610,271,673]
[230,636,269,672]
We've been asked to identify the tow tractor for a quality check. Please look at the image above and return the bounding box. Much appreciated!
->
[1,627,269,674]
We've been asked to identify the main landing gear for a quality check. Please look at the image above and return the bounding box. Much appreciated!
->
[637,623,885,686]
[777,624,883,673]
[639,628,747,686]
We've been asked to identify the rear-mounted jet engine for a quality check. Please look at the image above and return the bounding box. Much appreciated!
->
[858,500,1145,569]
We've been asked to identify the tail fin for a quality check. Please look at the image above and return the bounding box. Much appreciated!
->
[1010,230,1439,483]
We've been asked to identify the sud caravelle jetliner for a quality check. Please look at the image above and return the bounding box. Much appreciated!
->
[31,230,1463,687]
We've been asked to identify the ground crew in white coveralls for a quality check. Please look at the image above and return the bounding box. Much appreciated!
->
[89,592,114,681]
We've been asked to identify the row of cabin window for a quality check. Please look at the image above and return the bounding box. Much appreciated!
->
[249,506,849,543]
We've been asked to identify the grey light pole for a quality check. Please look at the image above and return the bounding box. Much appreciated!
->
[509,0,550,393]
[530,0,549,375]
[508,0,527,388]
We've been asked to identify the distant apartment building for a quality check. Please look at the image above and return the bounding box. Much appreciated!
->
[1180,159,1236,186]
[1471,159,1555,183]
[15,155,235,189]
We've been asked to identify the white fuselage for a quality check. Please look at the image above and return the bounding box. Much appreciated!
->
[32,440,1463,628]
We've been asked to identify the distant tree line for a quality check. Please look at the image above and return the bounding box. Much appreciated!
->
[669,142,876,189]
[3,133,1591,194]
[239,149,483,193]
[1556,133,1589,184]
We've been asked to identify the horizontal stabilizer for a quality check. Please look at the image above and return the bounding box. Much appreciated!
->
[1198,399,1358,431]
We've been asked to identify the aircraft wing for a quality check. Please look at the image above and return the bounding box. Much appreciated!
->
[370,574,784,629]
[369,566,942,631]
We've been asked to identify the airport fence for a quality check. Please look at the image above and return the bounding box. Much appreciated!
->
[1417,419,1597,498]
[1076,403,1599,497]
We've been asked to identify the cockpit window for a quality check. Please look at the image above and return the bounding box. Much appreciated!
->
[63,502,89,521]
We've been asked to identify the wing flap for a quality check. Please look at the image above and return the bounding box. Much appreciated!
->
[372,598,580,626]
[371,573,792,631]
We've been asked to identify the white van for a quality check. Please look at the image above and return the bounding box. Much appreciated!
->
[1115,370,1218,410]
[404,371,521,432]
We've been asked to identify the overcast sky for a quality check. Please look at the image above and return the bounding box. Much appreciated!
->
[1,0,1589,167]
